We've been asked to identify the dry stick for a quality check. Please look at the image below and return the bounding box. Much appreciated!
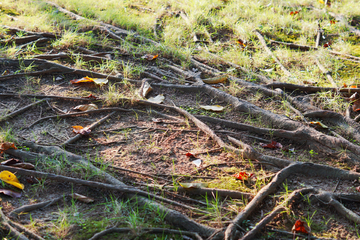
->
[266,82,360,94]
[315,28,323,48]
[62,111,116,146]
[315,57,337,88]
[1,25,57,38]
[0,98,47,123]
[240,188,314,240]
[270,40,360,61]
[254,30,291,76]
[26,107,131,128]
[0,35,41,45]
[9,195,66,218]
[33,53,111,64]
[0,165,209,216]
[0,68,70,81]
[0,93,95,101]
[89,227,203,240]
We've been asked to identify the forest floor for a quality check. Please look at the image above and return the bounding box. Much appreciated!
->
[0,0,360,239]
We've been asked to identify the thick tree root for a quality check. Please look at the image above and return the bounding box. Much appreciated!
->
[4,142,220,239]
[89,227,203,240]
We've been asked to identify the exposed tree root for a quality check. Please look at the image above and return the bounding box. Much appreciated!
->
[1,25,57,38]
[26,107,131,128]
[0,99,47,123]
[0,207,43,240]
[240,188,314,240]
[0,93,95,101]
[4,143,220,239]
[89,227,203,240]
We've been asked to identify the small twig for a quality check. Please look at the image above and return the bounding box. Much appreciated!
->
[27,107,131,128]
[315,57,337,88]
[254,30,292,76]
[62,111,116,146]
[315,28,323,48]
[0,98,47,123]
[0,93,95,101]
[333,180,340,193]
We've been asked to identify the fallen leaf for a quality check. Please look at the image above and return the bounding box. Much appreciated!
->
[11,163,35,170]
[309,121,328,129]
[202,75,228,84]
[236,39,247,47]
[191,159,202,167]
[0,142,17,154]
[82,94,98,100]
[292,219,311,234]
[70,76,108,86]
[186,152,196,158]
[152,118,163,123]
[72,126,91,135]
[330,20,336,24]
[260,140,283,149]
[0,189,22,198]
[141,54,158,61]
[350,92,360,102]
[199,105,224,112]
[343,83,347,88]
[0,171,24,190]
[72,193,94,203]
[25,176,40,184]
[356,186,360,192]
[2,70,11,76]
[74,104,98,111]
[233,172,254,180]
[147,94,165,104]
[139,81,153,98]
[1,158,21,165]
[290,11,299,16]
[179,182,209,189]
[323,41,332,48]
[260,68,274,73]
[351,85,358,88]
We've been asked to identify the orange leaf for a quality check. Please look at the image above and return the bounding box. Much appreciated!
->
[0,142,17,154]
[70,76,94,84]
[141,54,158,61]
[290,11,299,16]
[343,83,347,88]
[236,39,247,47]
[72,126,91,135]
[292,219,311,234]
[330,20,336,24]
[351,85,358,88]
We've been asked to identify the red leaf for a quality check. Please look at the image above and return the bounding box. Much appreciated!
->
[0,189,22,198]
[233,172,253,180]
[290,11,299,16]
[260,140,283,149]
[330,20,336,24]
[323,41,332,48]
[186,152,196,158]
[82,94,98,100]
[292,219,311,234]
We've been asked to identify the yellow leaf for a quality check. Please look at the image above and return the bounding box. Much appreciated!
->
[202,75,228,84]
[0,171,24,189]
[319,0,324,3]
[199,105,224,112]
[309,121,328,129]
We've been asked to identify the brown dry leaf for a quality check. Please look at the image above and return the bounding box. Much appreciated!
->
[1,158,21,165]
[71,193,94,203]
[141,54,158,61]
[74,104,98,111]
[139,80,153,98]
[202,75,228,84]
[199,105,224,112]
[0,189,22,198]
[11,163,35,170]
[0,142,17,154]
[72,126,91,135]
